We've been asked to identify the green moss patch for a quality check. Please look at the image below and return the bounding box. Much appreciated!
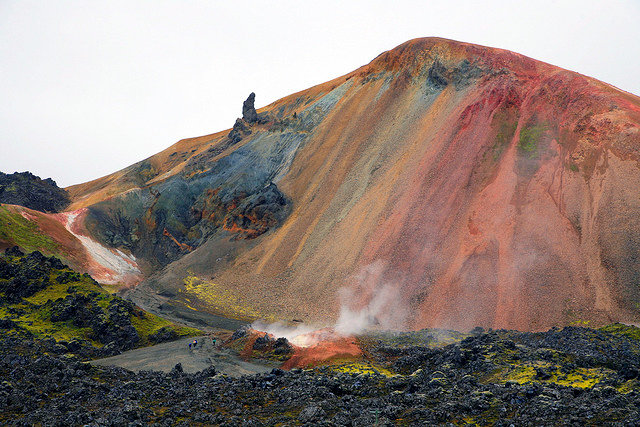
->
[0,206,60,254]
[130,310,199,347]
[495,362,606,389]
[329,361,394,377]
[180,275,266,321]
[518,124,547,153]
[599,323,640,341]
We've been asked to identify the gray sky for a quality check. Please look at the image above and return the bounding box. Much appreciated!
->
[1,0,639,187]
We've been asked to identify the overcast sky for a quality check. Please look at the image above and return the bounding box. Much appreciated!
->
[1,1,639,187]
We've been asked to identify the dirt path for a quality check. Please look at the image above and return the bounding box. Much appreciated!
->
[92,336,277,377]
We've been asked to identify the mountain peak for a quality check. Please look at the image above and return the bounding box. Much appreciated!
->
[362,37,543,78]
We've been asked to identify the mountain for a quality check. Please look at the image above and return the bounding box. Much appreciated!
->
[3,37,640,331]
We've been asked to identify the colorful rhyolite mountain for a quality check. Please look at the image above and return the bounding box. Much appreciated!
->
[3,38,640,331]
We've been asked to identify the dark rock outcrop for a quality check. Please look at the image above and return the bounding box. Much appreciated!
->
[47,291,141,351]
[427,60,449,89]
[55,270,83,284]
[231,325,250,340]
[227,118,251,144]
[0,171,69,213]
[3,246,24,257]
[242,92,258,123]
[193,182,290,240]
[273,337,292,355]
[149,326,179,344]
[241,92,271,125]
[252,333,274,350]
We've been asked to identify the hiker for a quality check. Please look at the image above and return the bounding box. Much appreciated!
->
[212,337,217,347]
[193,339,198,348]
[188,342,192,350]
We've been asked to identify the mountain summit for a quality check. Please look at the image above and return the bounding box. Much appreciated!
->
[5,38,640,331]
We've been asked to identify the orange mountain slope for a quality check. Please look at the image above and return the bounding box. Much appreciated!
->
[8,38,640,331]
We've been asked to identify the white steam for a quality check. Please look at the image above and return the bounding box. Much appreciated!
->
[250,320,318,347]
[252,261,409,344]
[335,261,408,335]
[334,284,396,335]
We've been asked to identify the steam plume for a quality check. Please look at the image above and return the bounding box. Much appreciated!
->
[252,261,409,343]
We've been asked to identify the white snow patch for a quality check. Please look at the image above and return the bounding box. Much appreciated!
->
[64,211,141,284]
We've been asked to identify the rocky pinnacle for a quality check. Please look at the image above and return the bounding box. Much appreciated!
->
[242,92,258,123]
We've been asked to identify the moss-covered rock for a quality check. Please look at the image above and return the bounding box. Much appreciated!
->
[0,247,200,356]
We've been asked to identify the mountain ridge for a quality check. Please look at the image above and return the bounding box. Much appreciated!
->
[63,37,640,208]
[64,37,640,210]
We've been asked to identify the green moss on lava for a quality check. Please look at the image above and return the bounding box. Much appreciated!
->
[0,251,199,349]
[130,311,199,347]
[493,362,606,389]
[617,378,640,394]
[26,272,108,306]
[330,361,394,377]
[599,323,640,341]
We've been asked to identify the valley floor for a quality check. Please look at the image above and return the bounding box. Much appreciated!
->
[92,335,276,376]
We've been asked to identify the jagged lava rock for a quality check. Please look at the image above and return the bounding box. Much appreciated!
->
[0,171,69,213]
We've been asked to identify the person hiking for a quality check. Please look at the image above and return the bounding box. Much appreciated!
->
[212,337,217,347]
[188,342,192,350]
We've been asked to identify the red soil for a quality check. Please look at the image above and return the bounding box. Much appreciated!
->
[282,336,362,370]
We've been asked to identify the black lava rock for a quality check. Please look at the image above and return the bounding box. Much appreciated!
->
[0,250,68,301]
[55,271,83,284]
[273,337,292,355]
[253,333,274,350]
[4,246,24,257]
[228,117,251,144]
[0,171,70,213]
[1,328,640,426]
[231,325,250,340]
[149,326,179,344]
